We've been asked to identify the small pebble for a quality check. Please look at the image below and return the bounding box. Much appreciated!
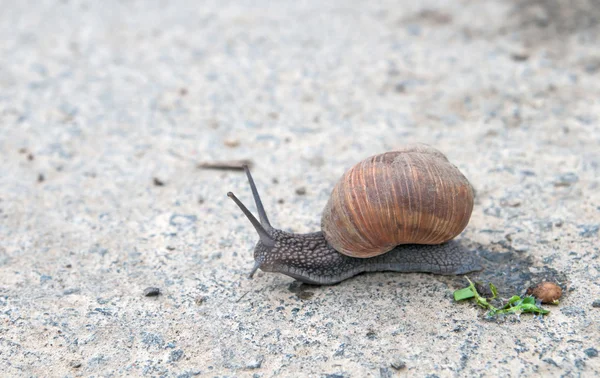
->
[169,349,184,362]
[37,173,45,183]
[390,357,406,370]
[592,299,600,308]
[379,367,393,378]
[584,348,598,358]
[295,187,307,195]
[195,296,206,305]
[144,287,160,297]
[296,291,314,300]
[153,177,165,186]
[223,138,240,148]
[70,361,82,368]
[579,224,599,238]
[511,52,529,61]
[246,356,264,369]
[553,172,579,187]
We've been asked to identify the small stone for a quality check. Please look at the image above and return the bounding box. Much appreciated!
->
[37,173,45,183]
[295,187,307,195]
[223,139,240,148]
[584,348,598,358]
[246,355,264,369]
[511,52,529,61]
[394,83,406,93]
[592,300,600,308]
[169,349,184,362]
[296,291,314,300]
[40,275,52,284]
[144,287,160,297]
[379,367,393,378]
[63,288,80,295]
[543,358,560,367]
[70,361,82,368]
[153,177,165,186]
[195,296,206,305]
[500,198,521,207]
[578,224,599,238]
[390,357,406,370]
[554,172,579,187]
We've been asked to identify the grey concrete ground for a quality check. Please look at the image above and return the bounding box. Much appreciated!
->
[1,0,599,376]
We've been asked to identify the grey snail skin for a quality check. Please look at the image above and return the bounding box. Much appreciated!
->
[228,144,482,285]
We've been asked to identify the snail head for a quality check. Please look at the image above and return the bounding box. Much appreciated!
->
[227,166,278,278]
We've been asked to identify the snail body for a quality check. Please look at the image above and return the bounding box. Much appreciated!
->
[228,145,481,285]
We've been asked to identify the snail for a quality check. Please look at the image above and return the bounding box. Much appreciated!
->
[227,144,482,285]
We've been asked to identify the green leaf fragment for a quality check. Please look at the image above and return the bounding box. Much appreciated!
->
[489,283,498,299]
[452,278,550,318]
[454,287,476,301]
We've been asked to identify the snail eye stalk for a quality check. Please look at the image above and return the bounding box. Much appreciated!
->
[227,192,274,247]
[243,165,272,230]
[227,191,272,279]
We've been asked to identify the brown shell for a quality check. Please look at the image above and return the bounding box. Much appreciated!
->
[321,145,474,258]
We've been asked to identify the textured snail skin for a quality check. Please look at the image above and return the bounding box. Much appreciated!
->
[253,229,481,285]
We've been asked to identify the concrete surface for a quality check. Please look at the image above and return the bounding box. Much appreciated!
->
[1,0,599,376]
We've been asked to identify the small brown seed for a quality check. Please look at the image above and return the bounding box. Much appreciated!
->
[526,282,562,304]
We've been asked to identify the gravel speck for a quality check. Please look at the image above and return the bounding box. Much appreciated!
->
[379,367,393,378]
[592,300,600,308]
[578,224,599,238]
[390,357,406,370]
[584,348,598,358]
[70,361,82,368]
[245,355,264,369]
[144,287,160,297]
[169,349,184,362]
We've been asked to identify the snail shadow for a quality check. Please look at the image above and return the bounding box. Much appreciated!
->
[436,240,569,298]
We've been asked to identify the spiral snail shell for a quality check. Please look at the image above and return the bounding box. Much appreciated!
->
[321,144,474,258]
[227,144,480,285]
